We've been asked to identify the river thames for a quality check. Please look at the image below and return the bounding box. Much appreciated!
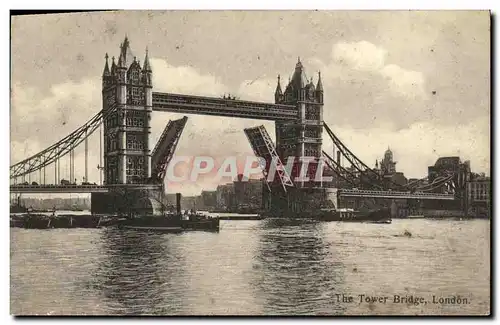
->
[10,217,490,316]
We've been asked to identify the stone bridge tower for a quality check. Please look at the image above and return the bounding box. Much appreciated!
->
[274,58,324,188]
[101,37,153,185]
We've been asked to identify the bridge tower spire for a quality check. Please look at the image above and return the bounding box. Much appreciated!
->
[274,74,282,103]
[102,53,110,76]
[143,47,151,71]
[102,53,112,88]
[101,37,153,185]
[142,47,152,87]
[142,47,153,179]
[315,71,323,103]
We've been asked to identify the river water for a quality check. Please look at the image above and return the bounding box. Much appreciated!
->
[10,218,490,316]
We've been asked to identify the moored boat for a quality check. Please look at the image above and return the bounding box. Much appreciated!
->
[22,214,54,229]
[314,207,392,223]
[10,205,27,214]
[119,212,220,232]
[181,214,220,231]
[121,225,184,233]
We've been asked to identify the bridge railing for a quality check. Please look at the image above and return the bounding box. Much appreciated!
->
[10,183,162,188]
[339,189,454,198]
[10,184,106,189]
[154,92,296,110]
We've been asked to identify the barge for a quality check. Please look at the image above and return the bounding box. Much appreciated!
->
[121,225,184,233]
[10,193,219,232]
[261,207,391,223]
[315,207,392,223]
[10,213,124,229]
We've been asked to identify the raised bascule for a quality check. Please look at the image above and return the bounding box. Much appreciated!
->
[10,37,466,216]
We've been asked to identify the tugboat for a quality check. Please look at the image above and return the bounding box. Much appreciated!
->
[180,210,220,231]
[119,193,220,233]
[121,212,219,233]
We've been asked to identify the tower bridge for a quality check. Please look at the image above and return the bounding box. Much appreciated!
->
[10,36,467,215]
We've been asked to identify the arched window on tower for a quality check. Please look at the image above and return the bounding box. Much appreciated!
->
[127,86,144,105]
[132,70,140,83]
[308,87,315,100]
[127,64,141,85]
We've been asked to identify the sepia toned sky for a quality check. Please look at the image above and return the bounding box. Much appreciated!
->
[10,11,490,195]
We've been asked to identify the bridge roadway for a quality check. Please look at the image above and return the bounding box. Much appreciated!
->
[152,92,297,121]
[10,185,454,201]
[9,184,163,193]
[338,189,455,200]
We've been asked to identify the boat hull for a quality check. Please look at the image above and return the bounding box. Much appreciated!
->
[120,214,220,232]
[121,225,184,233]
[10,205,27,214]
[315,207,392,223]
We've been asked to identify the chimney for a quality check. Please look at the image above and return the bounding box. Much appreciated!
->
[176,193,182,214]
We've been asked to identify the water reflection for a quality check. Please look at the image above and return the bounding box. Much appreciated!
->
[253,218,346,315]
[93,228,188,315]
[10,219,490,316]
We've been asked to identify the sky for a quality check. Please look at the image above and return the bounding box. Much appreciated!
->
[10,10,490,195]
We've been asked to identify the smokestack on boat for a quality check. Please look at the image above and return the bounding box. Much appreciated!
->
[176,193,182,214]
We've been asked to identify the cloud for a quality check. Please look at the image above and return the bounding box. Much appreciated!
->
[318,40,427,100]
[11,79,100,130]
[380,64,426,99]
[333,41,386,72]
[151,58,228,96]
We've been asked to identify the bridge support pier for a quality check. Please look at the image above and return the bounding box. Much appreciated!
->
[91,186,164,216]
[263,186,330,217]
